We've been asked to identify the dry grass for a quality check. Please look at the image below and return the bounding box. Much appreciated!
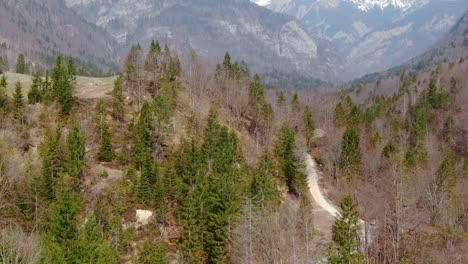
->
[1,72,116,99]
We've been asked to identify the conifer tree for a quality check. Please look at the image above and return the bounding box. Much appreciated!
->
[51,55,74,117]
[42,71,53,104]
[98,124,113,162]
[111,75,125,122]
[201,108,220,161]
[0,74,7,88]
[303,105,316,148]
[79,214,116,264]
[138,156,154,202]
[132,101,154,167]
[277,90,285,107]
[125,44,141,84]
[15,53,27,74]
[275,124,304,194]
[291,92,300,112]
[144,40,161,72]
[28,72,43,104]
[67,127,86,178]
[252,150,279,208]
[67,57,77,82]
[44,177,80,264]
[339,127,363,179]
[327,196,365,264]
[12,81,25,124]
[140,242,168,264]
[40,128,63,200]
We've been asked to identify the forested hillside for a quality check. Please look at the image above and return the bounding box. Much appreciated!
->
[0,40,466,264]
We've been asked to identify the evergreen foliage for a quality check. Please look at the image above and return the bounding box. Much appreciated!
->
[251,150,279,208]
[98,124,113,162]
[132,101,154,167]
[28,72,43,104]
[303,106,316,148]
[51,55,75,117]
[275,124,304,194]
[339,127,363,179]
[12,81,26,124]
[67,127,86,178]
[111,75,125,121]
[40,128,63,200]
[327,196,365,264]
[15,54,28,74]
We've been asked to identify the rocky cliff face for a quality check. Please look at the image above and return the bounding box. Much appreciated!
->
[0,0,122,71]
[65,0,343,82]
[257,0,468,79]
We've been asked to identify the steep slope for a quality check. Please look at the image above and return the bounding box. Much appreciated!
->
[0,0,122,71]
[257,0,468,79]
[65,0,343,82]
[408,10,468,70]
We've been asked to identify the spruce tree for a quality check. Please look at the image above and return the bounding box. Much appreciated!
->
[275,124,304,194]
[15,53,27,74]
[67,127,86,178]
[28,72,43,104]
[67,56,77,82]
[252,150,279,208]
[144,40,161,72]
[79,214,116,264]
[51,55,74,117]
[44,177,80,264]
[40,128,63,200]
[12,81,25,124]
[98,124,113,162]
[138,156,154,202]
[140,242,168,264]
[339,127,363,180]
[111,75,125,121]
[291,92,300,112]
[303,105,316,148]
[0,74,7,88]
[132,101,154,167]
[327,196,365,264]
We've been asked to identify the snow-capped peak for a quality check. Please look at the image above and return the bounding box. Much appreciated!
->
[251,0,272,6]
[250,0,429,12]
[346,0,429,12]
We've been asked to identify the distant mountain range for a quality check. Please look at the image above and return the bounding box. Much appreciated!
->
[0,0,121,72]
[0,0,466,84]
[256,0,468,79]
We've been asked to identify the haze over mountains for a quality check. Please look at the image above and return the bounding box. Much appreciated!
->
[256,0,468,78]
[0,0,121,71]
[1,0,467,83]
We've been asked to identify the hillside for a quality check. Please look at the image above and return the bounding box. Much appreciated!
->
[258,0,468,79]
[65,0,342,83]
[0,0,122,72]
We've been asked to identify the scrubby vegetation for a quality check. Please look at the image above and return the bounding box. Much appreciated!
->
[0,42,466,264]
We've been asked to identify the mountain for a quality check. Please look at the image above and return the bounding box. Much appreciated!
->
[254,0,468,79]
[0,0,122,72]
[408,10,468,70]
[64,0,343,83]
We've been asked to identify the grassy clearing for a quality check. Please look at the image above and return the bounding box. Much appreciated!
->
[1,72,116,99]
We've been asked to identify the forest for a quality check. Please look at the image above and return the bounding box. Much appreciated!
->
[0,41,466,263]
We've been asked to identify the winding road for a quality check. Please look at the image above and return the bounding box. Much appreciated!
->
[304,154,340,218]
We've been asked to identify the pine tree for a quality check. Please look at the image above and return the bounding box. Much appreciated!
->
[291,92,300,112]
[132,101,154,167]
[327,196,365,264]
[28,72,43,104]
[140,242,168,264]
[79,214,116,264]
[138,156,154,202]
[42,70,53,104]
[40,128,63,200]
[51,55,74,117]
[67,57,77,82]
[339,127,363,180]
[275,124,304,194]
[144,40,161,72]
[67,127,86,178]
[15,53,28,74]
[12,81,25,124]
[201,108,220,161]
[111,75,125,121]
[277,90,285,107]
[252,150,279,208]
[44,176,80,264]
[0,74,7,88]
[98,124,113,162]
[125,44,141,84]
[303,105,316,148]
